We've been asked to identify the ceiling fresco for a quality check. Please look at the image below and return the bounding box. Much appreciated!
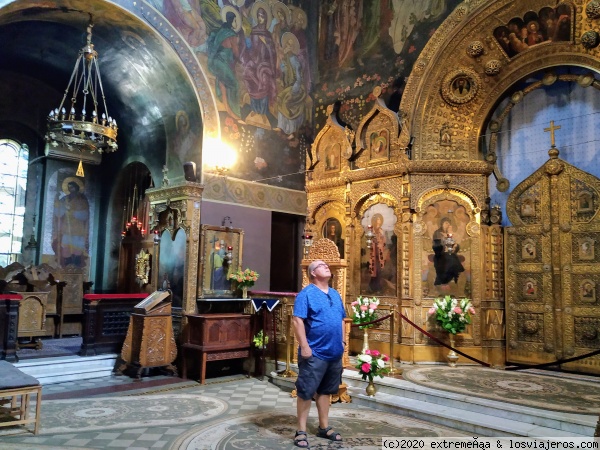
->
[0,0,463,191]
[140,0,462,190]
[0,0,201,184]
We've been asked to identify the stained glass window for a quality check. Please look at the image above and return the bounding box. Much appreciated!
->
[0,139,28,267]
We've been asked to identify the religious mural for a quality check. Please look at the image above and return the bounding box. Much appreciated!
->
[144,0,461,189]
[421,200,470,298]
[493,4,572,58]
[42,168,94,277]
[360,204,397,296]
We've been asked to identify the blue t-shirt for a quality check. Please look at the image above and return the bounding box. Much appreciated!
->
[293,284,346,361]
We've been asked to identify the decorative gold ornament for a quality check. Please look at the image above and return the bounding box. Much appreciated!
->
[542,71,558,86]
[484,60,502,76]
[510,91,524,104]
[496,178,509,192]
[489,121,500,132]
[441,68,480,105]
[577,72,596,87]
[135,249,151,285]
[466,41,484,57]
[581,31,600,49]
[586,0,600,19]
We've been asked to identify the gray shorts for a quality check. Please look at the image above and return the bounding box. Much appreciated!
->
[295,354,343,400]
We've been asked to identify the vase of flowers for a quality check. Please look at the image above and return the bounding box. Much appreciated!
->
[355,349,389,397]
[227,268,259,299]
[427,295,475,366]
[351,296,380,351]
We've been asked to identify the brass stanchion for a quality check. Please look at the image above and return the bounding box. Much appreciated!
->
[389,305,395,374]
[278,312,297,378]
[389,305,403,375]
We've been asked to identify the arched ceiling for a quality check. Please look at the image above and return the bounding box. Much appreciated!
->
[0,0,202,177]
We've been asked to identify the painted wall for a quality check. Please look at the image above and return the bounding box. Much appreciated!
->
[200,200,271,290]
[142,1,462,188]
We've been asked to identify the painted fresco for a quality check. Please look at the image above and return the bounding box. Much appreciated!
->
[143,0,460,189]
[493,4,573,58]
[360,203,397,297]
[42,167,95,277]
[315,0,462,130]
[421,200,470,298]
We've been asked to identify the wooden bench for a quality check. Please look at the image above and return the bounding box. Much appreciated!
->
[0,361,41,434]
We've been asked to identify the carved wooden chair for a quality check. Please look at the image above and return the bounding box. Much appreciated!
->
[0,263,48,349]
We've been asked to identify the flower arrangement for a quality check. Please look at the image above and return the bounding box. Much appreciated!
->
[350,296,380,329]
[227,268,259,288]
[428,295,475,335]
[355,349,390,382]
[253,330,268,348]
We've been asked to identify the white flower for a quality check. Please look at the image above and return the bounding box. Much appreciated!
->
[358,354,372,364]
[377,359,385,368]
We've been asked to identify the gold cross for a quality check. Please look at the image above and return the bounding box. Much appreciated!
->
[544,120,561,148]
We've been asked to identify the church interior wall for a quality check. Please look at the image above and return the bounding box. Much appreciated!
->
[200,200,272,292]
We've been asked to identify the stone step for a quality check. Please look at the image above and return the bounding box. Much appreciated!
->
[270,363,597,437]
[14,354,118,385]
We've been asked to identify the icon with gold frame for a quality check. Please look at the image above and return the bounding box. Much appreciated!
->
[580,279,596,303]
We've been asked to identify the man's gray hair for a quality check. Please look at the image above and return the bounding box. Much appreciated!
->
[307,260,323,281]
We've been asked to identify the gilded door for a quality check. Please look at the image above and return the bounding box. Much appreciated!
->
[505,151,600,374]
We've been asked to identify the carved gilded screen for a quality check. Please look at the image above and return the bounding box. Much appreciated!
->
[505,154,600,374]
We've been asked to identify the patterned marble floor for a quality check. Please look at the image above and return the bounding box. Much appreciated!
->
[401,366,600,413]
[0,374,469,449]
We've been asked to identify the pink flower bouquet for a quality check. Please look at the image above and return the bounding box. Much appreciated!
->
[350,296,380,329]
[427,295,475,335]
[355,349,390,382]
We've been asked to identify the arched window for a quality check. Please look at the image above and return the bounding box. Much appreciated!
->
[0,139,29,266]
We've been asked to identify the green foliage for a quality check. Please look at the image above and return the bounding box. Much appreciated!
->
[253,330,268,348]
[427,295,475,335]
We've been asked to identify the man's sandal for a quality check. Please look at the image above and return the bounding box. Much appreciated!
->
[316,425,342,441]
[294,430,310,448]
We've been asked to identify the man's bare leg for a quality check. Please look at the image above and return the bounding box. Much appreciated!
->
[315,393,330,429]
[295,397,312,447]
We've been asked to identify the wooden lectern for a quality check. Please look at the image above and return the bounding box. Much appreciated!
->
[119,290,178,379]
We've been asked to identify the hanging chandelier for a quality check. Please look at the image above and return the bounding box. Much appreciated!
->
[45,17,117,170]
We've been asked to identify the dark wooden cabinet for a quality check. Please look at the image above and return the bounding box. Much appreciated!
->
[182,313,251,384]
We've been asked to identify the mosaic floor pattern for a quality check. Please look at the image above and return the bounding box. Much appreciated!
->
[402,366,600,414]
[170,407,470,450]
[39,394,227,433]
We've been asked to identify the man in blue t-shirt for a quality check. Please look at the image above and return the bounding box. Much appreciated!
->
[292,259,346,447]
